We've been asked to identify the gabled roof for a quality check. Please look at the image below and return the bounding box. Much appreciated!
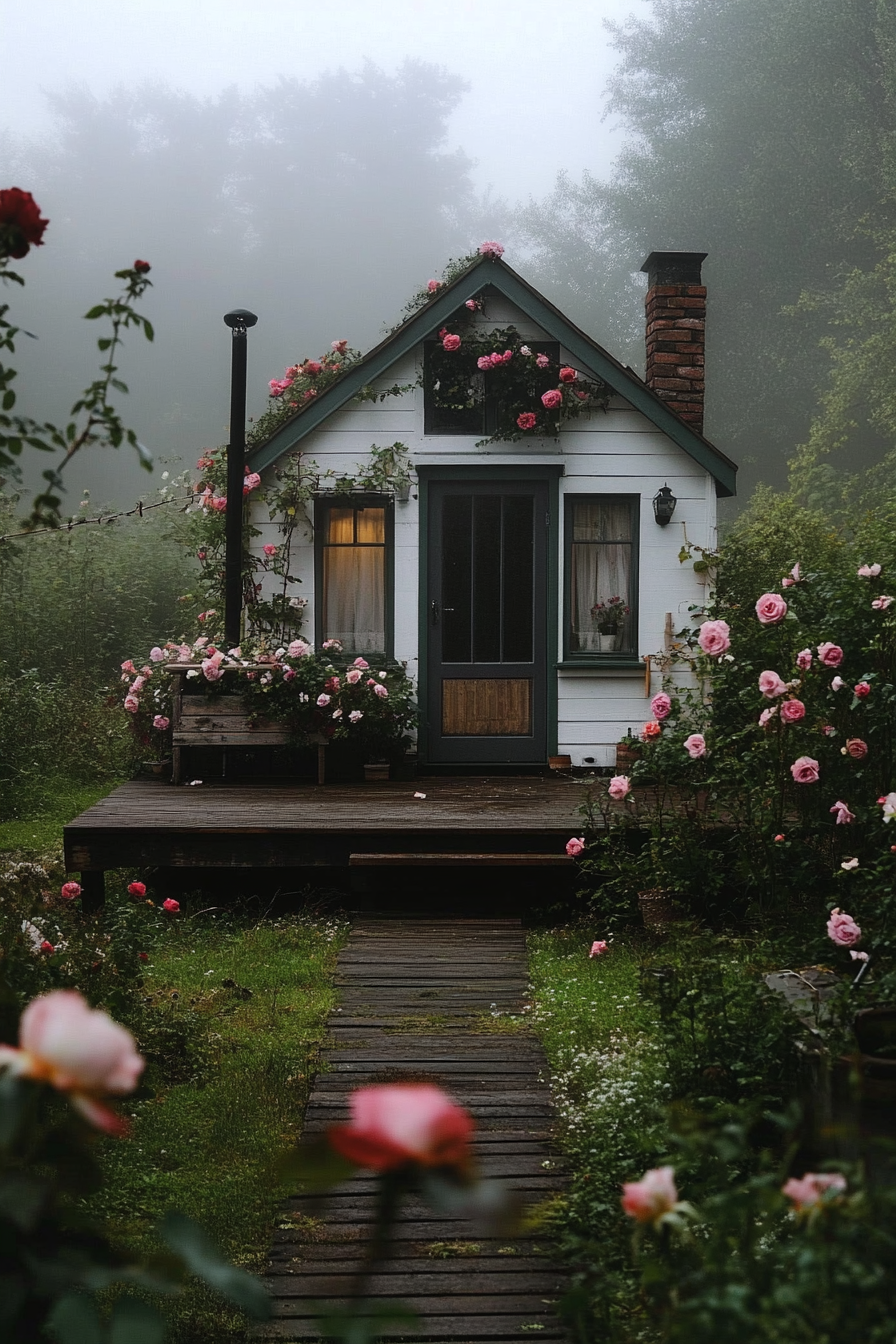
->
[247,254,737,497]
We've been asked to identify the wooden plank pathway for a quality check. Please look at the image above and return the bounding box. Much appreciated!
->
[257,919,567,1341]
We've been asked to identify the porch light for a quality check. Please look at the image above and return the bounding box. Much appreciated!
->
[652,483,677,527]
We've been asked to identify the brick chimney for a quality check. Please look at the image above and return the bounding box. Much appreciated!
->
[640,251,708,435]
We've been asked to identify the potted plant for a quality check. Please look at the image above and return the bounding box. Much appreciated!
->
[591,596,630,652]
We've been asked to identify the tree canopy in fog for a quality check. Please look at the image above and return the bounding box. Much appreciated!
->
[520,0,896,500]
[7,62,494,504]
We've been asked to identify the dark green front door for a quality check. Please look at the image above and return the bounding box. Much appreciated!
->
[426,479,548,765]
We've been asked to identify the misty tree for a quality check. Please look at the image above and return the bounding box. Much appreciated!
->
[518,0,895,501]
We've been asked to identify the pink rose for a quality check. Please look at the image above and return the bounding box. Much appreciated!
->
[843,738,867,759]
[149,646,165,663]
[465,299,478,310]
[442,333,461,352]
[783,1172,846,1211]
[782,563,801,588]
[790,756,820,784]
[697,619,731,656]
[121,660,137,674]
[559,366,577,383]
[349,710,363,723]
[684,733,707,758]
[210,495,227,512]
[758,707,777,728]
[201,658,224,682]
[621,1166,681,1226]
[123,695,140,713]
[872,595,894,609]
[127,881,147,898]
[426,279,441,292]
[779,698,806,723]
[854,681,871,698]
[332,339,348,354]
[328,1082,474,1171]
[353,657,369,668]
[541,388,562,410]
[827,907,861,946]
[650,692,672,720]
[288,639,310,658]
[831,675,845,691]
[796,648,813,670]
[641,721,661,742]
[817,642,843,667]
[282,666,296,681]
[535,353,550,369]
[850,950,870,963]
[516,412,537,430]
[608,775,631,801]
[881,792,896,823]
[0,991,144,1134]
[346,668,362,685]
[589,941,609,957]
[857,563,881,577]
[478,240,505,258]
[830,800,855,825]
[373,683,389,699]
[60,881,81,901]
[566,836,586,856]
[755,592,788,624]
[152,715,170,731]
[243,472,261,494]
[162,898,180,914]
[759,670,788,698]
[317,694,331,707]
[263,543,277,556]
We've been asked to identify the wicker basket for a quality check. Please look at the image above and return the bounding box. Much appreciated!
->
[638,888,679,930]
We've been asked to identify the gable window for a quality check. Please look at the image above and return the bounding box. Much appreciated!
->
[423,340,560,435]
[315,497,392,656]
[564,495,639,660]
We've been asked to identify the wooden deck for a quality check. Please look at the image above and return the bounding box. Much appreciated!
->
[257,918,567,1341]
[63,776,590,878]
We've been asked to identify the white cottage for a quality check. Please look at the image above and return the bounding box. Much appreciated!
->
[245,249,736,772]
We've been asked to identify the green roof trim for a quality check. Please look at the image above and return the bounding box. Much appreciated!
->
[247,254,737,497]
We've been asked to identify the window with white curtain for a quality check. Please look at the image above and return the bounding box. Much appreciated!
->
[565,496,638,659]
[316,499,391,654]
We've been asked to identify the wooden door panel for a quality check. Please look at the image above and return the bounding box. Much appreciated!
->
[442,679,532,736]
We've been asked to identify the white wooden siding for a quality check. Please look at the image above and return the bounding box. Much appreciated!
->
[249,301,718,762]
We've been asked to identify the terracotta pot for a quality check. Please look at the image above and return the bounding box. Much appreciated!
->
[615,742,641,773]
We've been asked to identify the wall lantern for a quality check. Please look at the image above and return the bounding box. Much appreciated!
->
[652,483,677,527]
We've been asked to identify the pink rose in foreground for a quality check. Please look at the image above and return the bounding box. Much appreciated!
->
[516,411,537,430]
[442,333,461,352]
[783,1172,846,1211]
[782,562,801,588]
[817,642,843,667]
[796,648,813,670]
[622,1166,680,1226]
[162,898,180,914]
[127,881,147,898]
[152,715,170,731]
[0,991,143,1134]
[755,592,788,624]
[854,681,871,698]
[566,836,586,857]
[684,733,706,759]
[346,668,362,685]
[608,775,631,801]
[373,683,389,698]
[827,907,861,947]
[328,1083,474,1171]
[149,646,165,663]
[589,941,609,957]
[697,619,730,656]
[541,388,562,410]
[651,692,672,720]
[60,881,81,901]
[759,670,788,698]
[872,595,894,609]
[478,240,505,258]
[857,563,881,578]
[829,800,855,825]
[790,756,820,784]
[779,698,806,723]
[843,737,867,759]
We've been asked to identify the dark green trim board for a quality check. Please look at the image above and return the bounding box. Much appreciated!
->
[247,255,737,496]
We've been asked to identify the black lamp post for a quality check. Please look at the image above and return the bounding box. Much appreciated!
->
[223,308,258,648]
[652,483,677,527]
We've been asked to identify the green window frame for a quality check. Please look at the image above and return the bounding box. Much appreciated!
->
[563,494,640,664]
[314,495,394,657]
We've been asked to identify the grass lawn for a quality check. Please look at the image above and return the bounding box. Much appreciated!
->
[87,909,348,1344]
[0,777,121,851]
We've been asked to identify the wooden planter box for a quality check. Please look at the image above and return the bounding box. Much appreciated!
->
[615,741,642,773]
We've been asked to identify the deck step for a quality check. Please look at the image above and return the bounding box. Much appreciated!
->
[349,852,572,866]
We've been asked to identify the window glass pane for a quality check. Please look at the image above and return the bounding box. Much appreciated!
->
[502,495,534,662]
[472,495,502,663]
[572,500,632,543]
[327,507,355,543]
[322,546,385,652]
[569,499,634,655]
[356,507,385,543]
[442,495,472,662]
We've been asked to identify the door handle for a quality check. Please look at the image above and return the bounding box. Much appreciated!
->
[431,599,440,624]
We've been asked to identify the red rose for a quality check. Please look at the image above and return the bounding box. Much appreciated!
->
[559,366,578,383]
[844,738,868,759]
[854,682,872,698]
[442,333,461,352]
[516,412,537,430]
[0,188,49,258]
[133,260,151,273]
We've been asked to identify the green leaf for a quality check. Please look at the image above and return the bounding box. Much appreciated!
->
[109,1295,166,1344]
[135,441,153,470]
[83,306,108,321]
[96,338,112,351]
[2,390,14,410]
[159,1212,271,1319]
[45,1294,103,1344]
[142,320,154,342]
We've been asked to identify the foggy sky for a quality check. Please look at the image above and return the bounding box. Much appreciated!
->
[2,0,638,510]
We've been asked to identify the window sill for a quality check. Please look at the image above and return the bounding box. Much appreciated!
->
[556,660,645,673]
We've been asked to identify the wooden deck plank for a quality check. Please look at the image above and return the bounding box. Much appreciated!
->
[255,918,566,1343]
